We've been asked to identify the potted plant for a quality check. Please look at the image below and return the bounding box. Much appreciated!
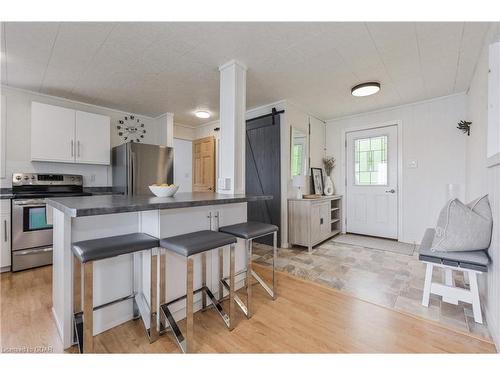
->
[322,156,336,196]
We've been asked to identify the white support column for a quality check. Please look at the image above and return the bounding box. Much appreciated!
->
[157,112,174,147]
[218,60,247,194]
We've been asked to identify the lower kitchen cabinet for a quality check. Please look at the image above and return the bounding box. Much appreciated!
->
[288,195,342,252]
[1,200,11,270]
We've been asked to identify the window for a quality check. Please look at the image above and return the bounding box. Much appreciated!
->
[291,144,304,176]
[354,135,388,185]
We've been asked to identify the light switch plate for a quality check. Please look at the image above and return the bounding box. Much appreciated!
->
[218,177,231,190]
[408,160,418,169]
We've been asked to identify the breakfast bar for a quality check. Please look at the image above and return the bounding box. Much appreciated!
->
[47,192,272,349]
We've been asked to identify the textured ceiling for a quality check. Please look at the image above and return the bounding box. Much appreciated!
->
[1,22,494,125]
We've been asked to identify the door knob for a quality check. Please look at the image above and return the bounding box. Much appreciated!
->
[385,189,396,193]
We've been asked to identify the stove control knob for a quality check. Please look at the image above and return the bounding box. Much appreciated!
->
[31,176,35,179]
[24,176,29,180]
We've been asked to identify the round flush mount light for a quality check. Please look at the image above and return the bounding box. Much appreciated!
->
[351,82,381,97]
[195,110,210,119]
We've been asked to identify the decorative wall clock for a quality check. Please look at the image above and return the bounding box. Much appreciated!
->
[116,114,147,142]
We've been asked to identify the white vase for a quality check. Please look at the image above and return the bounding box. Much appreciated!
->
[323,175,335,196]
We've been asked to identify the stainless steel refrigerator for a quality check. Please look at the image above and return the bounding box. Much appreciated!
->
[112,143,174,195]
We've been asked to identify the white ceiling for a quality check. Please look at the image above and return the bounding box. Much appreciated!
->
[0,22,494,125]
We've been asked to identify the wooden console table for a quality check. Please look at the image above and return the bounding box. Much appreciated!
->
[288,195,342,252]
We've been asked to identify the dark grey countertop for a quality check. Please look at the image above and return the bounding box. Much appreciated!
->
[47,192,272,217]
[0,188,13,200]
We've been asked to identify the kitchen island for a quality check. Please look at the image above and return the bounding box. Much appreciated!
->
[47,192,272,349]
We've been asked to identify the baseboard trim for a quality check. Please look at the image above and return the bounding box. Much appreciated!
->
[485,307,500,351]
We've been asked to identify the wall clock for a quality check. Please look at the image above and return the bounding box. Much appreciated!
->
[116,114,146,143]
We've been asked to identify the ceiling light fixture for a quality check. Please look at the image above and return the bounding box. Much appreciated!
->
[195,110,210,119]
[351,82,381,97]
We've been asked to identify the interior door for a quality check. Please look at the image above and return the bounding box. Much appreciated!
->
[192,136,215,192]
[246,114,281,245]
[346,125,398,239]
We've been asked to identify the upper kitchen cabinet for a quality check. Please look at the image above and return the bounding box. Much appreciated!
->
[75,111,110,165]
[31,102,110,165]
[31,102,76,163]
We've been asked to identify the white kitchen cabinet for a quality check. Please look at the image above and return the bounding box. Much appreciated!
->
[31,102,75,163]
[0,200,11,270]
[75,111,110,165]
[31,102,110,165]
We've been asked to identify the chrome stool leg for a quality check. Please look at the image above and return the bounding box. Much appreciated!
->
[246,239,253,318]
[228,243,236,330]
[186,257,194,353]
[83,261,94,353]
[73,256,83,353]
[201,252,207,310]
[220,230,278,318]
[160,244,236,353]
[273,231,277,300]
[149,248,159,342]
[218,248,224,300]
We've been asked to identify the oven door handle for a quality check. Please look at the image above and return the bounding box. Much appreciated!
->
[14,247,52,256]
[13,200,47,207]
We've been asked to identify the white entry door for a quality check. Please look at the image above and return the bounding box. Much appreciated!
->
[346,125,398,239]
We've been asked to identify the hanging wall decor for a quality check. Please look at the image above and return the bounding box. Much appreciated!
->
[117,114,146,142]
[457,120,471,136]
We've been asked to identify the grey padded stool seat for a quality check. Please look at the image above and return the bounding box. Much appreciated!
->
[159,230,237,353]
[219,221,278,318]
[419,228,490,324]
[72,232,160,353]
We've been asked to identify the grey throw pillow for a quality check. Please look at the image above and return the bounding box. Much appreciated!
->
[431,195,493,252]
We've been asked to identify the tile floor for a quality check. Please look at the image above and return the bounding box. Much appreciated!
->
[252,239,492,341]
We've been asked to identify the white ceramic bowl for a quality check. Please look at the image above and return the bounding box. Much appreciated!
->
[148,185,179,197]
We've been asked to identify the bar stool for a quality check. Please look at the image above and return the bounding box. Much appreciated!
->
[72,232,160,353]
[219,222,278,318]
[159,230,237,353]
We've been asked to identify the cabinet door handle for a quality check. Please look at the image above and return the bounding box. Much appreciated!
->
[320,218,324,225]
[71,140,74,157]
[207,212,212,229]
[77,141,81,158]
[3,219,7,242]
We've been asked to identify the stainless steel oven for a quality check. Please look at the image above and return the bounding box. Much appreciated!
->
[11,173,88,272]
[11,198,53,271]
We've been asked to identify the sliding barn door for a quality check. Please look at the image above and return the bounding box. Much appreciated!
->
[246,114,281,245]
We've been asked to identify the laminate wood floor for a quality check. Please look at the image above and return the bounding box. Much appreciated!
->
[0,264,496,353]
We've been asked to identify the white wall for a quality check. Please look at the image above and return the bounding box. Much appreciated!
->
[326,93,467,244]
[0,86,161,188]
[173,123,196,141]
[173,138,192,192]
[466,23,500,350]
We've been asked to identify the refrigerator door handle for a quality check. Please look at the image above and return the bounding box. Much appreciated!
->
[127,148,134,196]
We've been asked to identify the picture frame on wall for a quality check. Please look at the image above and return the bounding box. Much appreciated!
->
[311,167,324,195]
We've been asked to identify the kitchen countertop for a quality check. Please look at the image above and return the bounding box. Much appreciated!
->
[47,192,272,217]
[0,188,13,200]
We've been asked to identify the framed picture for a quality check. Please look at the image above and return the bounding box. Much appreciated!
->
[311,167,324,195]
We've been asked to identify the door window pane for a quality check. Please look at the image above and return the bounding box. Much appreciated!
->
[354,136,388,185]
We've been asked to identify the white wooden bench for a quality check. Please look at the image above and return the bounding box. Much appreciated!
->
[419,228,490,324]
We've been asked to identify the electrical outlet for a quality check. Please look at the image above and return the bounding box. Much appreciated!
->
[90,174,96,183]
